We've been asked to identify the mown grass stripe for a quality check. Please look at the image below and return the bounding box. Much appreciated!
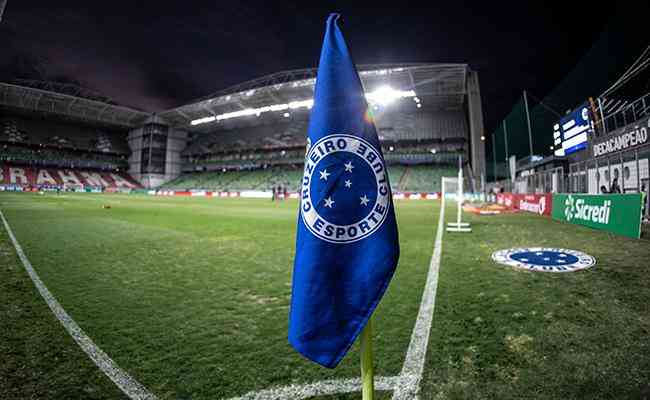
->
[0,209,158,400]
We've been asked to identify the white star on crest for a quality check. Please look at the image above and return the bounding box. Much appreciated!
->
[344,179,352,188]
[319,169,330,180]
[360,195,370,206]
[324,196,335,208]
[344,161,354,172]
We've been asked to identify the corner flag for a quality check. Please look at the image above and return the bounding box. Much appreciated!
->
[289,14,400,368]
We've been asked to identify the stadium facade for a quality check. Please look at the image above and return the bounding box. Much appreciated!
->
[502,92,649,199]
[1,63,487,191]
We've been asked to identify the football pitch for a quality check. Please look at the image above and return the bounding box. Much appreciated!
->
[1,193,649,400]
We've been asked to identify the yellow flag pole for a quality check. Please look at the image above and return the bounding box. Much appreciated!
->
[360,316,375,400]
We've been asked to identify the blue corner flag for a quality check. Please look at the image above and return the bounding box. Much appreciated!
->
[288,14,400,368]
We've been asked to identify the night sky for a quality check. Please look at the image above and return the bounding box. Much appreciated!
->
[0,1,644,140]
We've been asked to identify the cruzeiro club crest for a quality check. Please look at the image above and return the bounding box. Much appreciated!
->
[564,195,575,221]
[300,134,390,244]
[491,247,596,273]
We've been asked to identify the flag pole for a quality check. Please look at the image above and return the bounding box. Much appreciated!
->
[360,317,375,400]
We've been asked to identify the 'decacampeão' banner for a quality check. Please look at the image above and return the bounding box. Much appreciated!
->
[552,193,643,239]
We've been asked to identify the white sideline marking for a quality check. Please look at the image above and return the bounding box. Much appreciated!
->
[392,199,446,400]
[226,376,400,400]
[0,210,158,400]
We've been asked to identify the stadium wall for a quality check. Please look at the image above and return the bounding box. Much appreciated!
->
[565,108,650,195]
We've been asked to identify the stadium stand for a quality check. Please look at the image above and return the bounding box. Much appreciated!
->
[397,165,456,192]
[1,144,127,169]
[2,116,130,153]
[162,167,297,192]
[1,64,484,193]
[183,119,308,155]
[1,115,130,171]
[0,113,139,190]
[162,164,455,193]
[0,163,140,190]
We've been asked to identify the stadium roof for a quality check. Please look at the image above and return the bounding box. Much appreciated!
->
[0,81,150,128]
[0,63,469,133]
[158,63,469,133]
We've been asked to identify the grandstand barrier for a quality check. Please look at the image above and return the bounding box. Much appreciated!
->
[495,193,553,217]
[551,193,643,239]
[493,191,645,238]
[518,194,553,216]
[146,190,442,200]
[240,190,273,199]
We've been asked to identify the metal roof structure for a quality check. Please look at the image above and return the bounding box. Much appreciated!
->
[12,79,118,105]
[158,63,469,133]
[0,82,150,128]
[1,63,469,133]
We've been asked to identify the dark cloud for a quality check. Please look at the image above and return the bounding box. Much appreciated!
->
[0,0,636,138]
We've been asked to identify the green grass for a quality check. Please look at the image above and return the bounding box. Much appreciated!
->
[1,193,649,400]
[0,193,436,399]
[0,215,125,400]
[421,207,650,400]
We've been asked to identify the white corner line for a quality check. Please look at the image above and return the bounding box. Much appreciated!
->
[0,210,158,400]
[392,199,446,400]
[225,376,400,400]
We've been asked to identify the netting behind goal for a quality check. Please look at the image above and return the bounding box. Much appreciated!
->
[442,175,472,231]
[441,177,460,204]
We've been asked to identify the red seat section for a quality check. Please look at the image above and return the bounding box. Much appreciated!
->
[0,164,142,189]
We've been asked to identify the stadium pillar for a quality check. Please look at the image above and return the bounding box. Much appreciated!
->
[467,70,486,180]
[523,90,534,158]
[503,121,509,160]
[503,121,510,180]
[127,116,188,189]
[491,133,497,182]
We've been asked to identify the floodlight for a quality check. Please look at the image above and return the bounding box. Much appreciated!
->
[191,116,216,126]
[365,85,414,106]
[190,86,416,126]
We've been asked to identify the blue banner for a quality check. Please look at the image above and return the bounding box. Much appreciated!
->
[288,14,400,368]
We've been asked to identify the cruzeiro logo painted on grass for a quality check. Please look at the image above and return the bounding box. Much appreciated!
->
[300,134,390,243]
[491,247,596,273]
